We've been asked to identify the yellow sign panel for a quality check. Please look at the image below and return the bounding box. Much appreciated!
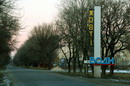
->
[88,9,94,46]
[89,24,94,30]
[89,10,94,16]
[89,31,93,37]
[89,17,94,23]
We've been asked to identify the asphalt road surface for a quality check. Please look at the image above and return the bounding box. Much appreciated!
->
[6,65,130,86]
[6,65,96,86]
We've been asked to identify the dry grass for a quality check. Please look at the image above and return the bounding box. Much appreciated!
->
[113,73,130,80]
[58,72,130,80]
[57,72,130,86]
[57,72,94,78]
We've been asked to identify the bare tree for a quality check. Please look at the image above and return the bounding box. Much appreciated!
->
[97,0,130,75]
[57,0,130,76]
[14,24,59,70]
[31,24,59,69]
[57,0,91,75]
[0,0,20,66]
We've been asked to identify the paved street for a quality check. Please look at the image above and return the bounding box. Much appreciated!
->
[6,65,95,86]
[6,65,130,86]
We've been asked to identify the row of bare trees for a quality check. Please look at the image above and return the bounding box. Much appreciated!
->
[0,0,20,67]
[56,0,130,76]
[13,0,130,77]
[14,24,59,70]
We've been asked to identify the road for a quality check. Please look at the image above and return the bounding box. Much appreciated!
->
[6,65,96,86]
[6,65,130,86]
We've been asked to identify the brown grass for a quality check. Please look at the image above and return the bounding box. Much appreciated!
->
[57,72,130,80]
[113,73,130,80]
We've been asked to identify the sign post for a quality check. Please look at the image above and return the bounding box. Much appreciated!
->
[94,6,101,78]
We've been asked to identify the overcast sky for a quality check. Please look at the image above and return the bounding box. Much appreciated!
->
[12,0,60,56]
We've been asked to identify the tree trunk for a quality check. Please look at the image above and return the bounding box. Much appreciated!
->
[48,61,51,70]
[77,51,83,75]
[109,53,115,75]
[48,58,51,70]
[68,62,71,73]
[78,58,82,74]
[73,46,76,73]
[90,64,94,75]
[101,65,107,77]
[48,64,51,70]
[73,57,76,73]
[84,64,87,75]
[110,65,114,75]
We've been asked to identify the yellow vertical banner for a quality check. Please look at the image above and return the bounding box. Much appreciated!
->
[88,9,94,46]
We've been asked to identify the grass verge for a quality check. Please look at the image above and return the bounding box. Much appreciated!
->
[57,72,130,80]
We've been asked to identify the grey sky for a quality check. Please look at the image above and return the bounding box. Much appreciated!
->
[12,0,60,56]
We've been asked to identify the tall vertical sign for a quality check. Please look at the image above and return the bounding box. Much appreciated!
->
[94,6,101,78]
[88,9,94,46]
